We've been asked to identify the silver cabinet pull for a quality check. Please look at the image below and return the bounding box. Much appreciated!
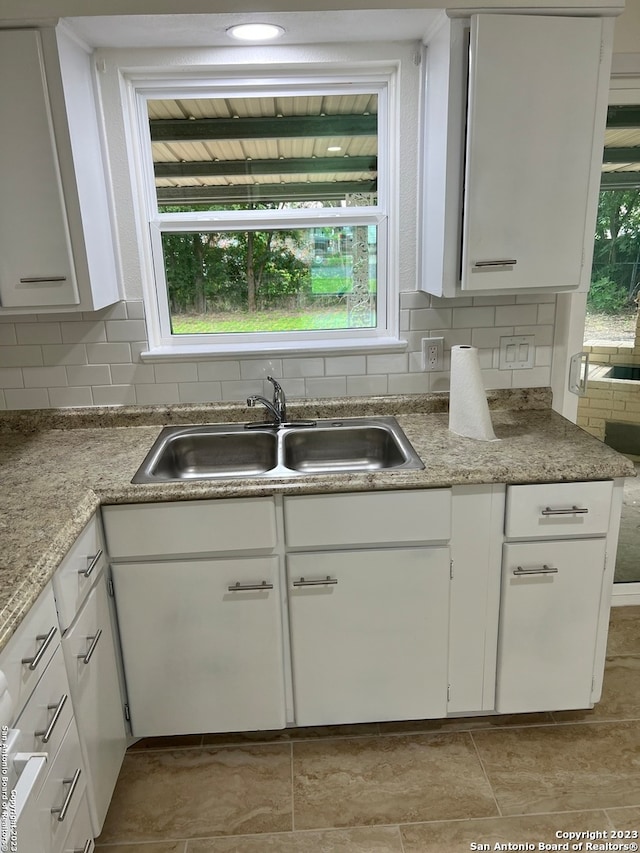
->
[227,581,274,592]
[22,626,57,671]
[513,565,559,576]
[293,576,338,587]
[73,842,93,853]
[78,629,102,665]
[35,694,68,744]
[541,505,589,516]
[51,768,81,822]
[80,549,103,578]
[473,259,517,268]
[19,275,67,283]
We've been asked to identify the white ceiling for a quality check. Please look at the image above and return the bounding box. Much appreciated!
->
[65,9,441,48]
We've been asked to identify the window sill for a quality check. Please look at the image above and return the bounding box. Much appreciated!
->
[140,337,408,362]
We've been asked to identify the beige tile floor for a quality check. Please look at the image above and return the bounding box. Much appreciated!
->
[96,606,640,853]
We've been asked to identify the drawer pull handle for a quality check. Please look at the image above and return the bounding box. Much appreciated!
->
[35,694,68,744]
[293,576,338,587]
[541,505,589,516]
[79,629,102,665]
[19,275,68,283]
[22,626,57,671]
[80,549,103,578]
[473,259,517,268]
[73,842,93,853]
[51,767,82,822]
[228,581,274,592]
[513,565,559,576]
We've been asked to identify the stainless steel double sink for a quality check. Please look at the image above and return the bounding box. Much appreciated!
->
[132,416,424,483]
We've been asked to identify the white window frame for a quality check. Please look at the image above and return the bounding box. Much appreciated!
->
[124,67,401,359]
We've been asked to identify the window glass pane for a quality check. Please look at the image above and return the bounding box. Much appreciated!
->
[147,93,378,211]
[161,226,377,334]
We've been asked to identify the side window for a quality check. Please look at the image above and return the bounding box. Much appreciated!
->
[133,76,393,353]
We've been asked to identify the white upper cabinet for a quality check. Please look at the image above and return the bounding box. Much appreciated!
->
[420,12,614,297]
[0,26,119,313]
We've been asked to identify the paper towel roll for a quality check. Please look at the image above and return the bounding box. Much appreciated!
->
[448,345,498,441]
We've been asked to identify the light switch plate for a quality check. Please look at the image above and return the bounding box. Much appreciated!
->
[499,335,535,370]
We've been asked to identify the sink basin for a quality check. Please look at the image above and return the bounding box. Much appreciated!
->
[132,416,424,483]
[132,428,278,482]
[283,425,409,473]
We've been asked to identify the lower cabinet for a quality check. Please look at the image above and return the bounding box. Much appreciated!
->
[287,547,450,726]
[496,538,607,713]
[61,575,127,833]
[111,556,286,736]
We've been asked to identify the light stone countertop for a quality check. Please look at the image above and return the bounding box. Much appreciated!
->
[0,388,634,654]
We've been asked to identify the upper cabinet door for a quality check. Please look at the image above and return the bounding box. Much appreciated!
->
[0,30,79,308]
[462,14,604,292]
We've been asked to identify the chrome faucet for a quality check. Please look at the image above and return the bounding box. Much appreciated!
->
[246,376,287,427]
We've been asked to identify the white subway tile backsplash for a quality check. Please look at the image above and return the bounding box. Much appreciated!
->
[61,322,107,344]
[178,381,223,403]
[0,368,23,388]
[5,388,50,409]
[22,366,68,388]
[105,319,148,343]
[0,325,16,346]
[452,306,495,328]
[67,365,112,387]
[42,344,88,366]
[86,342,132,364]
[240,359,283,380]
[16,323,62,345]
[125,301,146,320]
[92,385,137,406]
[49,386,94,408]
[136,383,180,405]
[0,345,43,367]
[516,293,557,304]
[154,362,198,384]
[304,376,348,397]
[346,374,388,396]
[366,353,409,374]
[409,308,452,331]
[537,303,556,325]
[0,295,558,408]
[325,356,366,376]
[197,361,242,382]
[494,304,539,327]
[282,358,324,378]
[110,364,155,385]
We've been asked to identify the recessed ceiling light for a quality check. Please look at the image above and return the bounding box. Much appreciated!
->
[226,23,285,42]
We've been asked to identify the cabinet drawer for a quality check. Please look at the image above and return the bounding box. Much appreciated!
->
[505,481,613,539]
[14,646,73,767]
[1,584,59,724]
[53,514,106,632]
[102,497,277,559]
[283,489,451,548]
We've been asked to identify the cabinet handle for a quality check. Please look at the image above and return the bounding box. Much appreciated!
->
[34,694,68,744]
[80,549,103,578]
[19,275,68,283]
[227,581,274,592]
[51,767,82,822]
[73,842,93,853]
[473,259,517,268]
[21,626,57,671]
[78,629,102,665]
[292,576,338,587]
[513,565,559,576]
[541,505,589,516]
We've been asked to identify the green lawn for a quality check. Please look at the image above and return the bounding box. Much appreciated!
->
[171,308,374,334]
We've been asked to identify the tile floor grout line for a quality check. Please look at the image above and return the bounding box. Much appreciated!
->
[467,729,504,819]
[290,740,296,833]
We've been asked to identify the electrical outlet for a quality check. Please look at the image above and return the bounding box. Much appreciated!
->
[422,337,444,371]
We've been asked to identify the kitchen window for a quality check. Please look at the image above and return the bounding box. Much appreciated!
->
[130,72,399,357]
